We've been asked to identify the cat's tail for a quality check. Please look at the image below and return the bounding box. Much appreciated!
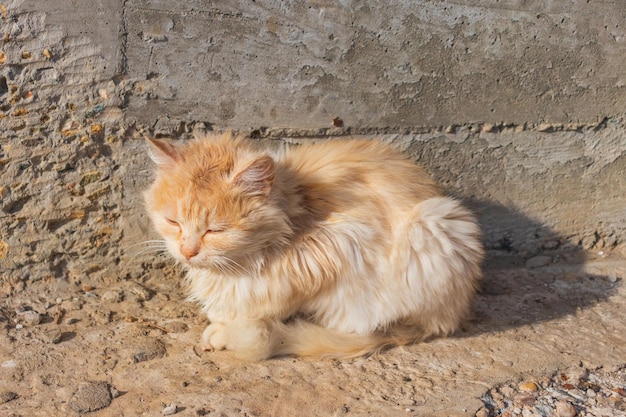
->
[270,319,426,359]
[219,317,424,360]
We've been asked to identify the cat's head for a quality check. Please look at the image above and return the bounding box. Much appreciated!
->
[144,133,291,273]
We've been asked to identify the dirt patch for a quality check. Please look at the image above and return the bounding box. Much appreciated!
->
[1,248,625,416]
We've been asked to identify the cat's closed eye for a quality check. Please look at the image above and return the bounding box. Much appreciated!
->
[165,218,180,227]
[203,228,224,237]
[165,216,225,235]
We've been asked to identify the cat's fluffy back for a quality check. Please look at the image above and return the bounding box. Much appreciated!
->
[278,139,443,224]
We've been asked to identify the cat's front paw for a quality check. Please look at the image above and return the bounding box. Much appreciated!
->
[197,319,274,360]
[199,322,227,352]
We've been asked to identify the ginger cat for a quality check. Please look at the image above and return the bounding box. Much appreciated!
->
[144,132,483,359]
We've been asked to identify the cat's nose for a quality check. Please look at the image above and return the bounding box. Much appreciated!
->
[181,246,200,260]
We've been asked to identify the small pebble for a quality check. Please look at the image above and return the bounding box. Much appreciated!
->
[165,322,188,333]
[101,289,124,303]
[61,299,83,312]
[128,283,153,301]
[162,403,178,415]
[15,305,30,314]
[525,256,552,269]
[45,328,63,344]
[555,400,576,417]
[20,310,41,325]
[475,409,489,417]
[561,366,588,385]
[1,360,16,368]
[91,309,112,324]
[0,391,18,404]
[537,123,552,132]
[519,381,539,392]
[513,394,536,406]
[482,123,495,133]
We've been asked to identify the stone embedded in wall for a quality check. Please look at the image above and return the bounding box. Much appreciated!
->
[0,1,138,291]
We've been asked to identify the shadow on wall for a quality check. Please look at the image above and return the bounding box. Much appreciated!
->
[460,199,619,336]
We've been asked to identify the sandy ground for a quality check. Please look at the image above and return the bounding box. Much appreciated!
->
[1,246,625,417]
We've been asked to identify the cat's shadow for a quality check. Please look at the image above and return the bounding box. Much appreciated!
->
[458,198,620,336]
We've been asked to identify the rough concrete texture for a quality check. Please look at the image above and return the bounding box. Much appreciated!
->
[1,0,626,415]
[124,0,626,128]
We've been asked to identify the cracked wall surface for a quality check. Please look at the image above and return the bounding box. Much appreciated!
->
[1,0,625,287]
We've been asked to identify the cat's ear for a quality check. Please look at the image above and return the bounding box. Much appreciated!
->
[146,137,179,169]
[233,156,275,196]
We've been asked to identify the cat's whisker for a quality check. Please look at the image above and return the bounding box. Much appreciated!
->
[125,240,168,250]
[122,240,170,261]
[129,244,168,254]
[129,248,168,258]
[129,242,168,249]
[211,257,238,275]
[219,256,254,276]
[211,257,231,275]
[117,249,169,270]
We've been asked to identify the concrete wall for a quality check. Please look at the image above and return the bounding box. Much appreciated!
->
[1,0,625,288]
[123,0,626,129]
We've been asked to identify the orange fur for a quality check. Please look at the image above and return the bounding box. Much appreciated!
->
[144,132,483,359]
